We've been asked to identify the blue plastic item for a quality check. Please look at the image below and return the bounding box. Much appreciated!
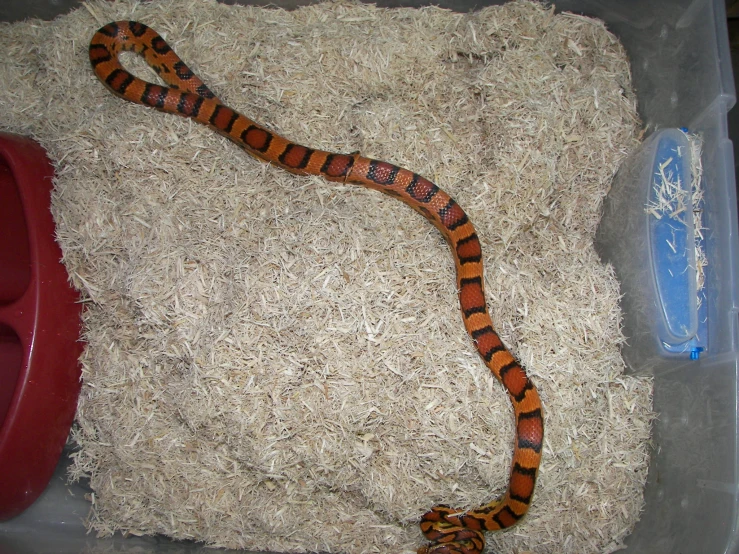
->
[649,131,696,343]
[646,130,706,358]
[596,128,710,367]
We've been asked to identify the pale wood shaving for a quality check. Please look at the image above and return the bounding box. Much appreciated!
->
[689,134,707,297]
[0,1,653,552]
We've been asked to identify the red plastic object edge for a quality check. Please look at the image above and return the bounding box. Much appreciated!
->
[0,132,84,521]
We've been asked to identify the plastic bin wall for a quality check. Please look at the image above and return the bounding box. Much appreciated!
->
[1,0,738,553]
[577,1,739,552]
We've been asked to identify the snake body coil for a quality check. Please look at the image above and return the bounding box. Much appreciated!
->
[89,21,544,554]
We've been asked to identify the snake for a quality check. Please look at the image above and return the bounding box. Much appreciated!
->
[89,20,544,554]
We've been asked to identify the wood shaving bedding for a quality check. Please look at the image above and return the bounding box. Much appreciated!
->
[0,0,653,552]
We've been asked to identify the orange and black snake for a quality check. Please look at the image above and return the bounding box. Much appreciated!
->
[89,21,544,554]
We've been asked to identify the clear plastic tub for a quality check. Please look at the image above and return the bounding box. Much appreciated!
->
[1,0,738,553]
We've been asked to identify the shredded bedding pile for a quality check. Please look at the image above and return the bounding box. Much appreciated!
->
[0,0,653,552]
